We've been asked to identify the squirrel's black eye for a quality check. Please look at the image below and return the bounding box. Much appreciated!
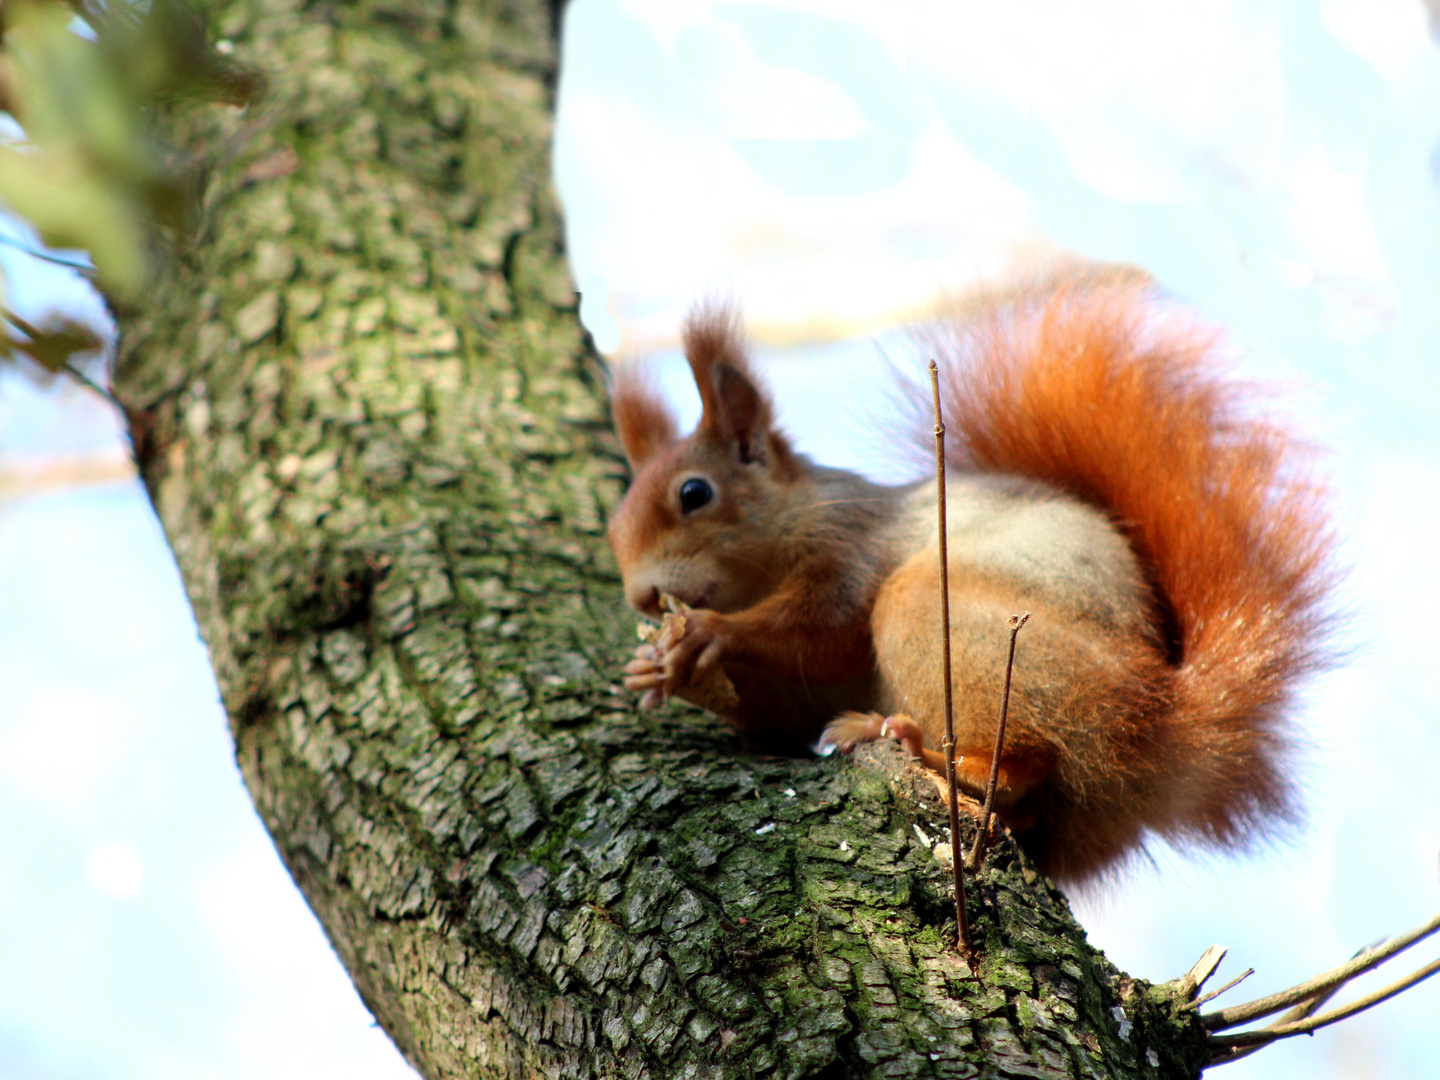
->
[678,477,713,515]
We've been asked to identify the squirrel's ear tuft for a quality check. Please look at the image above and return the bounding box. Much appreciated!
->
[684,304,776,464]
[610,361,678,469]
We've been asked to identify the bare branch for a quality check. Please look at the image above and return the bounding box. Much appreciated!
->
[968,611,1028,869]
[929,359,970,955]
[0,232,96,273]
[1207,955,1440,1063]
[1203,909,1440,1030]
[1186,968,1253,1010]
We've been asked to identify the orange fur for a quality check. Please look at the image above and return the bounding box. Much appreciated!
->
[908,278,1334,863]
[607,281,1336,884]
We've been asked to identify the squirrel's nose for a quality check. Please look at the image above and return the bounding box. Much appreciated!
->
[626,581,661,616]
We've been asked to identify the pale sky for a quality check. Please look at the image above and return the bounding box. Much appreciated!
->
[553,4,1440,1079]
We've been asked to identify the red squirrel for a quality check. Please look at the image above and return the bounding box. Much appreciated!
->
[605,274,1334,883]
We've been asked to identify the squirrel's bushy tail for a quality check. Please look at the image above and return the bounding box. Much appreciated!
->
[917,274,1336,852]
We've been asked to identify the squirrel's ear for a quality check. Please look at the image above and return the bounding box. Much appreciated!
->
[684,305,776,465]
[710,361,772,464]
[610,361,677,469]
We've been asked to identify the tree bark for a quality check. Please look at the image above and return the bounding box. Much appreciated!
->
[112,0,1208,1076]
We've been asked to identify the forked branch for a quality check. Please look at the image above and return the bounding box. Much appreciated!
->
[1195,910,1440,1065]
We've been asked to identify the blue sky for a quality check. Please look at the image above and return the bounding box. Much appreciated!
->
[3,1,1439,1077]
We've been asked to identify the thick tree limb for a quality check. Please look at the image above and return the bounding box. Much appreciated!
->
[111,0,1211,1075]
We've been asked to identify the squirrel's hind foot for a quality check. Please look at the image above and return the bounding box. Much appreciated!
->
[818,711,929,761]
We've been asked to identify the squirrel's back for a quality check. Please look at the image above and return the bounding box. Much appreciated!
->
[913,275,1336,862]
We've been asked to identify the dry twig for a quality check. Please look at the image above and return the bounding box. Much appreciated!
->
[1201,910,1440,1065]
[1186,968,1254,1010]
[929,359,970,955]
[967,612,1028,869]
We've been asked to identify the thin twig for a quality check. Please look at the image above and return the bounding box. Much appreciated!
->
[1203,909,1440,1030]
[1209,941,1404,1064]
[1207,977,1341,1067]
[60,360,124,410]
[929,359,970,955]
[1246,939,1381,1032]
[1264,981,1341,1026]
[1207,954,1440,1063]
[967,611,1028,869]
[1185,968,1254,1010]
[0,233,95,274]
[4,307,46,341]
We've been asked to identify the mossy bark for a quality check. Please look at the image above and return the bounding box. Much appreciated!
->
[112,0,1209,1076]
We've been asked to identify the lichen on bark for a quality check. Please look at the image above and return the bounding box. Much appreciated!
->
[112,0,1209,1075]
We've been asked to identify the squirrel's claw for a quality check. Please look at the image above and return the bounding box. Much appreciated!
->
[818,711,887,753]
[819,711,928,759]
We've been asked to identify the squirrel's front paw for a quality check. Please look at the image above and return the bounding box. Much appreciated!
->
[623,642,670,709]
[626,606,735,713]
[659,611,721,687]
